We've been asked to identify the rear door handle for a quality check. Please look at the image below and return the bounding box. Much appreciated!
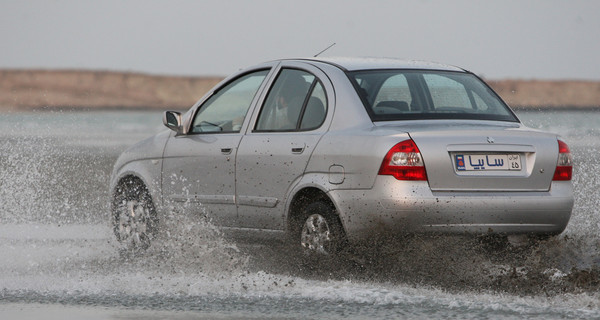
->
[291,147,305,154]
[221,148,232,155]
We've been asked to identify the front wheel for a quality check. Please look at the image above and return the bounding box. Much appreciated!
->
[297,200,346,256]
[112,180,157,252]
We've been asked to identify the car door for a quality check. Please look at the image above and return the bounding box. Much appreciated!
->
[161,69,270,226]
[235,64,332,230]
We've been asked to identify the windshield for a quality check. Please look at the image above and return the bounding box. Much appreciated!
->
[349,70,518,122]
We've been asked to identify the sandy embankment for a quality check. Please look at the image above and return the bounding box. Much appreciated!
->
[0,70,222,112]
[1,69,599,111]
[488,79,600,110]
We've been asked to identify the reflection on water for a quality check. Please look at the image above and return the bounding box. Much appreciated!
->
[0,109,599,319]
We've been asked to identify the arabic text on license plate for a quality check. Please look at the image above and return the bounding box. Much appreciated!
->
[455,154,521,171]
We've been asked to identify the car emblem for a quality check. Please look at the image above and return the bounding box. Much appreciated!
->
[487,136,495,144]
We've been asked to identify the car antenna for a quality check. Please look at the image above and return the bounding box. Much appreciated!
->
[314,43,336,57]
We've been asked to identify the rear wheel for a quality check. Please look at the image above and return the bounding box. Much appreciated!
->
[297,200,345,256]
[112,179,157,252]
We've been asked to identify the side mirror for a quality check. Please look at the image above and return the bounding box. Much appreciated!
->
[163,111,183,134]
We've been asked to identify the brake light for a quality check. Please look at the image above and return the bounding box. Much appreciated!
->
[552,140,573,181]
[379,139,427,181]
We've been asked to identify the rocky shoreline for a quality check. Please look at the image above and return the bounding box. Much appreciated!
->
[1,69,599,111]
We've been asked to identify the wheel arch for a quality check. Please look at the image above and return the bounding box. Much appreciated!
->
[286,186,345,236]
[110,159,163,213]
[112,174,148,196]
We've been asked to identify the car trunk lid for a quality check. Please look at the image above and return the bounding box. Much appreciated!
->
[378,121,559,191]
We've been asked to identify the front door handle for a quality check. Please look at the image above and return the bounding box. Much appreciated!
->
[291,143,306,154]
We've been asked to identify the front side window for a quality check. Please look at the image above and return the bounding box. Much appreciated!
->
[350,70,517,122]
[255,69,327,131]
[191,70,269,133]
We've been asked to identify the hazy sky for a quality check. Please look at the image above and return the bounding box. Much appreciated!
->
[2,0,599,79]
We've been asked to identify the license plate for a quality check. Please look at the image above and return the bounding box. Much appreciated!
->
[455,154,521,171]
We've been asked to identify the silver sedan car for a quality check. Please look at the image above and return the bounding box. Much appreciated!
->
[110,57,574,254]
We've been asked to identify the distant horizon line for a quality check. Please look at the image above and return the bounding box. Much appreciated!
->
[0,67,598,82]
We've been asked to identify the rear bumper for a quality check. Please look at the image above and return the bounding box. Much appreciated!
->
[328,177,573,243]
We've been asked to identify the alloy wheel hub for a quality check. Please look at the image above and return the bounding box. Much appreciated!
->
[301,214,331,254]
[117,200,149,247]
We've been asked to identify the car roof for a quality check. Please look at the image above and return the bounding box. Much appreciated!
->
[284,57,467,73]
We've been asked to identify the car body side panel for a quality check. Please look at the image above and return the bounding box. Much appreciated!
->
[305,129,409,190]
[236,132,323,229]
[161,132,241,226]
[109,130,171,214]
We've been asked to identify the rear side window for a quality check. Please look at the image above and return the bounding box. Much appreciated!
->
[255,68,327,132]
[300,81,327,130]
[350,70,517,122]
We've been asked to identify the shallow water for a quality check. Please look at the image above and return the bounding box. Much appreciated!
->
[1,109,599,319]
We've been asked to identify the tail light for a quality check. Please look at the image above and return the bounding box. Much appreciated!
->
[379,139,427,181]
[552,140,573,181]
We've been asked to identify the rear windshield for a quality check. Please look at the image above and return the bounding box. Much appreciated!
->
[349,70,518,122]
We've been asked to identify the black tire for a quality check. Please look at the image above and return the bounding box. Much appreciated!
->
[111,179,158,252]
[295,200,346,256]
